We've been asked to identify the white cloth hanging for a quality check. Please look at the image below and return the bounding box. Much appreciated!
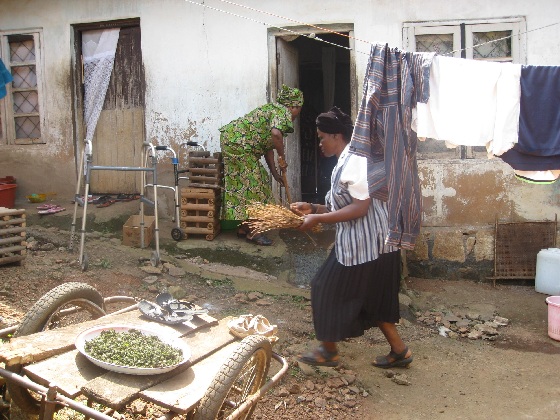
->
[82,28,120,156]
[412,55,521,158]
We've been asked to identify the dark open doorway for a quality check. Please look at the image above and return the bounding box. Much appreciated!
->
[292,33,351,204]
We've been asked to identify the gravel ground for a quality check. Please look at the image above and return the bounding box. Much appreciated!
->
[1,216,560,419]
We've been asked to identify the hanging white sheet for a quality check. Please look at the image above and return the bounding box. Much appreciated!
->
[82,28,120,156]
[412,55,521,158]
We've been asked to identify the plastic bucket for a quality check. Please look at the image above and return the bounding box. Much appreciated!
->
[536,248,560,295]
[546,296,560,341]
[0,176,16,185]
[0,184,17,208]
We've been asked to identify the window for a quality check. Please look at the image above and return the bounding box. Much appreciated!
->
[0,30,44,145]
[403,18,526,159]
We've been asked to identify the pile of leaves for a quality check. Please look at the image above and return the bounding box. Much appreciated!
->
[84,329,183,368]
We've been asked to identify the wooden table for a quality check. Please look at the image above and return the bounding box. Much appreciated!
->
[0,307,245,418]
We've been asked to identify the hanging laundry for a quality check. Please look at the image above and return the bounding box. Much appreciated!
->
[349,43,434,250]
[0,58,13,100]
[499,65,560,172]
[412,55,521,157]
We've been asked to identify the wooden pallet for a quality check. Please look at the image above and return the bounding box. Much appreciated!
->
[186,151,223,189]
[180,188,221,240]
[0,207,26,266]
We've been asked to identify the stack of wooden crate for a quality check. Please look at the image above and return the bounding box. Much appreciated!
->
[0,207,26,266]
[180,151,223,240]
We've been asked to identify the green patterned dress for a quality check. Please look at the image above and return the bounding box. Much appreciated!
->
[220,102,294,222]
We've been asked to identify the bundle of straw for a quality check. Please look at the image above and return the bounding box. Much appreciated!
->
[246,203,322,234]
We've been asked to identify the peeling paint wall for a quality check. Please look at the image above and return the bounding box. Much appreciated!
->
[0,0,559,278]
[412,160,560,279]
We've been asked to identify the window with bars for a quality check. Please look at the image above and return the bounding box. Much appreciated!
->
[0,31,44,145]
[403,19,526,159]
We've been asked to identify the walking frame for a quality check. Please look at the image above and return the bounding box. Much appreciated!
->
[69,141,163,271]
[148,141,203,242]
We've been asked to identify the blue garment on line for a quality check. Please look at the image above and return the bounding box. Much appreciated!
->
[518,65,560,156]
[0,58,13,99]
[500,65,560,171]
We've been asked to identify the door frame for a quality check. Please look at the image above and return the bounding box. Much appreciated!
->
[267,24,357,203]
[267,23,358,119]
[70,18,141,181]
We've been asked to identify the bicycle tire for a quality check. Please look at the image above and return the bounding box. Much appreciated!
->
[7,282,105,414]
[194,335,272,420]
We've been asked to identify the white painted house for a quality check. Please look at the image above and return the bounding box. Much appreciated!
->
[1,0,559,278]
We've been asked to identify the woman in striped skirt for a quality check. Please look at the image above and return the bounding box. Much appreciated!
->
[290,106,412,369]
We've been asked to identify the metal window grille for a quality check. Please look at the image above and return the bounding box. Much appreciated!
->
[0,31,44,145]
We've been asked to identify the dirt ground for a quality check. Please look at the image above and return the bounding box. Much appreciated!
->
[1,206,560,419]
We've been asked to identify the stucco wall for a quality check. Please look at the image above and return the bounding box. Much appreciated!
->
[0,0,558,278]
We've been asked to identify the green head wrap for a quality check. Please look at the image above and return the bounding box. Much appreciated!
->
[277,84,304,107]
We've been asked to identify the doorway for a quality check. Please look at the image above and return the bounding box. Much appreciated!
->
[269,25,356,204]
[71,19,146,194]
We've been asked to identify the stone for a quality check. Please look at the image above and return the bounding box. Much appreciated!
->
[456,319,470,328]
[474,323,498,335]
[167,285,188,299]
[40,243,56,251]
[443,313,461,323]
[348,386,360,394]
[130,400,147,415]
[166,265,186,277]
[343,374,356,384]
[247,292,263,301]
[326,377,345,389]
[494,316,509,326]
[288,383,302,394]
[392,374,411,386]
[468,330,483,340]
[399,293,412,307]
[275,387,289,397]
[140,266,162,275]
[142,276,159,285]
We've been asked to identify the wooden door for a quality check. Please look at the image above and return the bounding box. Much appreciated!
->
[90,26,145,194]
[275,37,301,203]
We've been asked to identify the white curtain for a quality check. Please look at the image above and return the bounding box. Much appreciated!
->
[322,47,336,111]
[82,28,120,155]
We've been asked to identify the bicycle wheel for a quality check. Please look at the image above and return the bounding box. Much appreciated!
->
[7,282,106,414]
[194,335,272,420]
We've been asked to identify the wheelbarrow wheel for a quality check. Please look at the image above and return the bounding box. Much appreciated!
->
[6,282,106,415]
[194,335,272,420]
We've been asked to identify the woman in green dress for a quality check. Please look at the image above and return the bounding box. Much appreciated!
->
[220,85,304,245]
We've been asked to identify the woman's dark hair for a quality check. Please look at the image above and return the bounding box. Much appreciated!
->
[315,106,354,140]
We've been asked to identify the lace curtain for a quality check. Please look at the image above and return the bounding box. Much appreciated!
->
[82,28,120,155]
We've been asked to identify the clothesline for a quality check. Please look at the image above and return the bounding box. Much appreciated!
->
[183,0,362,54]
[184,0,560,58]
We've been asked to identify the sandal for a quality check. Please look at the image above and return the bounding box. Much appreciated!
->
[372,346,413,369]
[298,345,339,367]
[36,203,57,210]
[38,205,66,215]
[246,233,273,246]
[97,199,116,208]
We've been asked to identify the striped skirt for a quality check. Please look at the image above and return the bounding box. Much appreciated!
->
[311,249,401,342]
